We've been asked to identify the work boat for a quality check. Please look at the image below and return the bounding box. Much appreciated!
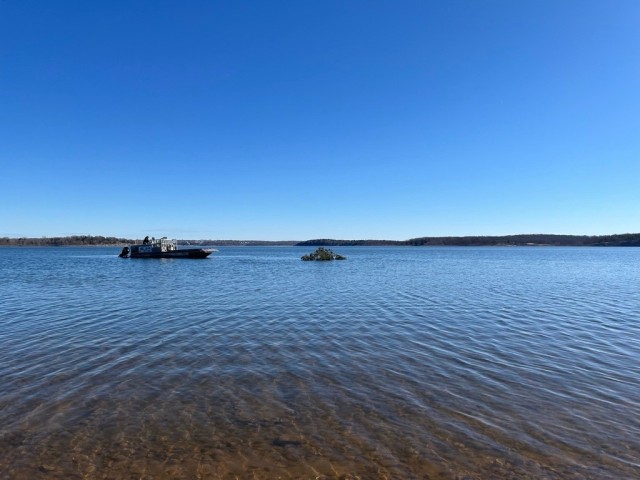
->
[119,237,215,259]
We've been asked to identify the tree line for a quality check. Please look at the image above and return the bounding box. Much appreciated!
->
[3,233,640,247]
[296,233,640,247]
[0,235,134,246]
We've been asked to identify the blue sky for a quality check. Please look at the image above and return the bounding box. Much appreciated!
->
[1,1,638,240]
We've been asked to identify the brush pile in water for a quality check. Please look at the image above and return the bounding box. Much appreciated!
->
[301,247,346,261]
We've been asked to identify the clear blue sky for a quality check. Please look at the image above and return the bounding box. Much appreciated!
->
[1,1,638,240]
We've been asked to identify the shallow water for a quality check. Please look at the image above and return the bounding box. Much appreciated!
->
[1,246,639,479]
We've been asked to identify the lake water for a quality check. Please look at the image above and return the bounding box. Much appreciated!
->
[1,246,639,479]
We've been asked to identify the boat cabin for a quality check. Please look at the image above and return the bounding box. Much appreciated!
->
[130,237,177,256]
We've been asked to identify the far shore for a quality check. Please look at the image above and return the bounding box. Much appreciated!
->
[2,233,640,248]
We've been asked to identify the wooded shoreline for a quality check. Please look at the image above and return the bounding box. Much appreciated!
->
[2,233,640,247]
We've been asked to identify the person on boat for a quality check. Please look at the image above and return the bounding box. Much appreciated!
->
[143,236,150,244]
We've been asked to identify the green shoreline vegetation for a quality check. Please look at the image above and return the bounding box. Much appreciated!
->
[297,233,640,247]
[1,233,640,247]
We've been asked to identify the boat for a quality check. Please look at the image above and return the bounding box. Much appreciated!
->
[119,237,215,259]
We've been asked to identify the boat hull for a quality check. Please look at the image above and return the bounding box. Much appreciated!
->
[130,248,213,259]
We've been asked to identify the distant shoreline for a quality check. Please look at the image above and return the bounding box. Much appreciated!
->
[295,233,640,247]
[1,233,640,247]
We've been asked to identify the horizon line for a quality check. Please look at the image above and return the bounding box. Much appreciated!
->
[2,232,640,242]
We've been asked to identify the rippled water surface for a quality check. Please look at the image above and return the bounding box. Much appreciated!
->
[1,246,639,479]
